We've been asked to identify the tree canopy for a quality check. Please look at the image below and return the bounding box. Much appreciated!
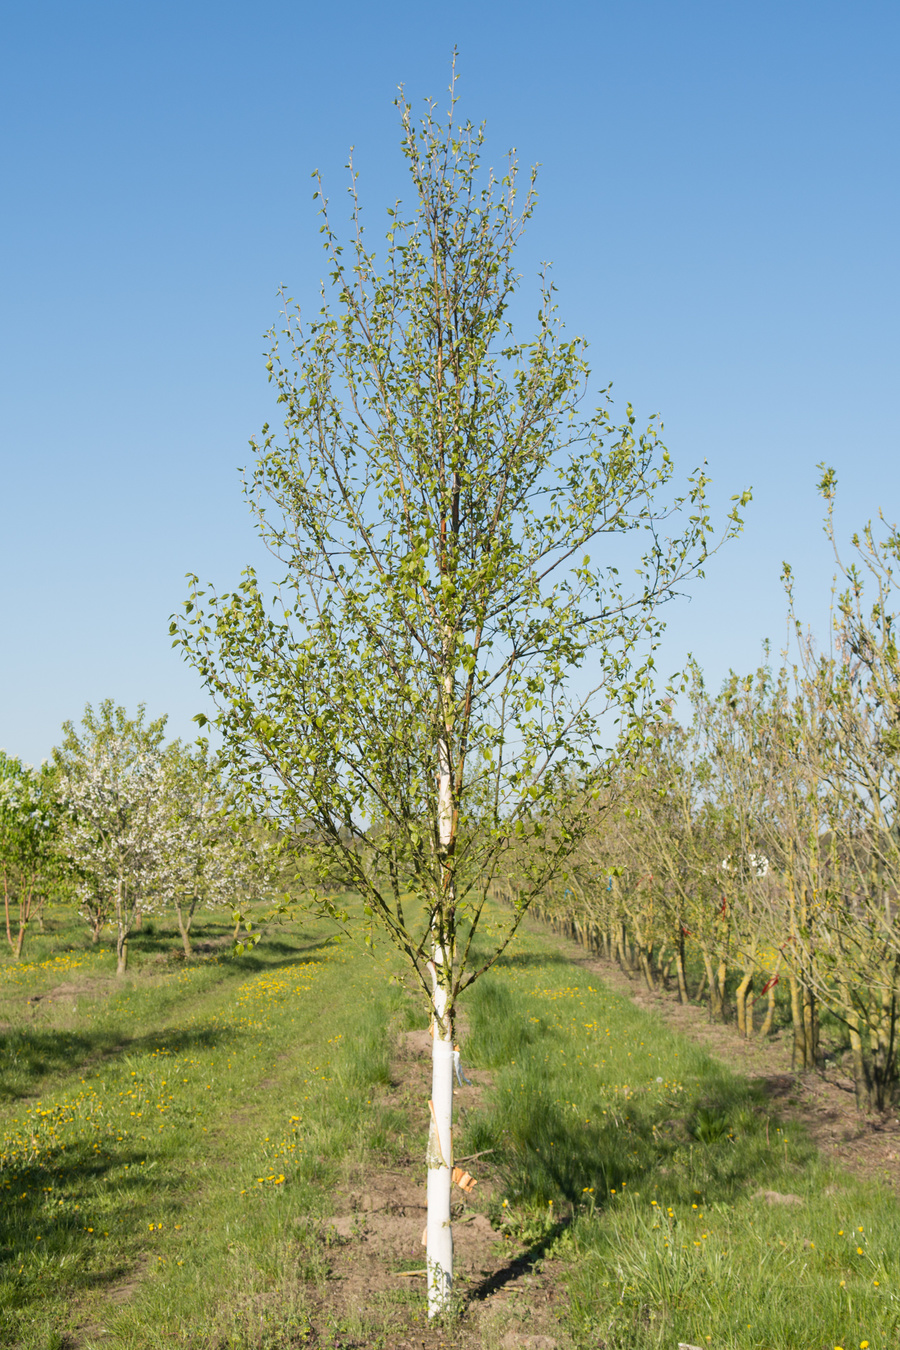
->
[175,82,747,1001]
[173,72,748,1313]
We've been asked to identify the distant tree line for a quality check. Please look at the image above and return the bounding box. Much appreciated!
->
[505,474,900,1113]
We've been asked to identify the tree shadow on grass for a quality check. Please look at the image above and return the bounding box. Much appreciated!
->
[1,938,338,1100]
[465,1219,571,1303]
[128,929,337,966]
[467,1066,812,1215]
[127,927,184,958]
[0,1024,233,1102]
[493,950,581,972]
[0,1131,192,1313]
[225,942,336,975]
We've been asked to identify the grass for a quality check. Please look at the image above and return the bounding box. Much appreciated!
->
[462,918,900,1349]
[0,905,414,1348]
[1,903,898,1348]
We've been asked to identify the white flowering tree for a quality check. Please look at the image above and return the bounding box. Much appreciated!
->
[174,76,748,1316]
[161,742,271,956]
[0,752,61,960]
[55,701,171,974]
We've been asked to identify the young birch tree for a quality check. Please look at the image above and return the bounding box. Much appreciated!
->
[174,76,747,1316]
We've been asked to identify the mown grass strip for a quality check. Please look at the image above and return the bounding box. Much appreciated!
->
[0,906,414,1348]
[463,921,900,1349]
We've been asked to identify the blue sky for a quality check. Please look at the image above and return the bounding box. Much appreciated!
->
[2,0,898,763]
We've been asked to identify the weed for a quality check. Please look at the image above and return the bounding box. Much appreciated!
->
[489,1196,563,1254]
[690,1105,731,1143]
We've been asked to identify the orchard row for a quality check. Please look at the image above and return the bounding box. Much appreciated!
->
[505,486,900,1113]
[0,700,271,973]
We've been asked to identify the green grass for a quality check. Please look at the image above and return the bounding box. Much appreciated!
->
[462,920,900,1350]
[0,904,415,1348]
[2,904,899,1348]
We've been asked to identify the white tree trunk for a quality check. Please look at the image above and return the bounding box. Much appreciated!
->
[426,730,455,1317]
[426,960,454,1316]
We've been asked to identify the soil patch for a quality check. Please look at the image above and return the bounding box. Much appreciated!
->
[26,980,107,1005]
[298,1029,573,1349]
[71,1256,151,1345]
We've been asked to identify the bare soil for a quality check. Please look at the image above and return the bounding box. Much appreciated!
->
[303,1026,574,1349]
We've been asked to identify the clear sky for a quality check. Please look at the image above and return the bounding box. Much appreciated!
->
[2,0,898,764]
